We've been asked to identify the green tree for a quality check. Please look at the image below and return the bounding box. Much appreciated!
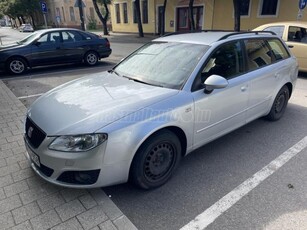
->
[92,0,111,35]
[0,0,40,28]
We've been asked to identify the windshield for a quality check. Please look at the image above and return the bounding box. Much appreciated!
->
[114,42,209,89]
[18,32,40,45]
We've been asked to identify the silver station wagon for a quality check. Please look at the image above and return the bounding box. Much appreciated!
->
[24,31,298,189]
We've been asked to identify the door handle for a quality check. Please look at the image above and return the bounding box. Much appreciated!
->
[288,45,294,48]
[241,86,248,92]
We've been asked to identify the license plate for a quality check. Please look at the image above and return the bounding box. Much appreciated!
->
[28,149,41,167]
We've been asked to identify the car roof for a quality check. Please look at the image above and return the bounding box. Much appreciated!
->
[255,21,307,28]
[154,31,277,46]
[35,28,86,34]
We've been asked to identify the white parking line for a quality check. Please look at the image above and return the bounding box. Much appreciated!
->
[18,93,44,99]
[180,136,307,230]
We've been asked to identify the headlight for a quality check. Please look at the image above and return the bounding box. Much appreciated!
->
[49,134,108,152]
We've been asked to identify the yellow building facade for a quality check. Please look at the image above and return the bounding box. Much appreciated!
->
[110,0,307,34]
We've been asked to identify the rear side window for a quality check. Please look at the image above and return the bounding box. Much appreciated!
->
[267,39,290,61]
[245,39,272,71]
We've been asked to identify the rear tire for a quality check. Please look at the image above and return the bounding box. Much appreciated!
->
[84,51,99,66]
[7,57,27,75]
[130,130,182,190]
[266,85,289,121]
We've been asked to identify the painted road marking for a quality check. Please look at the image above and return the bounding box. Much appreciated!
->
[18,93,44,99]
[180,136,307,230]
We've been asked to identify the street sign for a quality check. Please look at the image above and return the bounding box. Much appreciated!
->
[40,2,48,14]
[299,0,307,9]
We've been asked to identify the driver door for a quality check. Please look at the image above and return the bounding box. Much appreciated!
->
[30,31,65,66]
[192,41,250,149]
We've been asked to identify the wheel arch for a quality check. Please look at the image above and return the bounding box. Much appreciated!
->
[6,55,30,67]
[285,82,293,98]
[84,50,100,59]
[128,125,187,174]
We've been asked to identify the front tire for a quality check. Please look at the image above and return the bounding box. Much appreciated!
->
[84,51,99,66]
[266,85,289,121]
[130,130,182,190]
[7,57,27,75]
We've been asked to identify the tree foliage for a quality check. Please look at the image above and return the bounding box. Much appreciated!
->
[0,0,40,27]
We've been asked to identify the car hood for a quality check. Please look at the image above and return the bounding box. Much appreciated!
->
[0,42,21,51]
[27,72,179,135]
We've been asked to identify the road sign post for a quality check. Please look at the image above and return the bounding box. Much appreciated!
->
[40,2,48,29]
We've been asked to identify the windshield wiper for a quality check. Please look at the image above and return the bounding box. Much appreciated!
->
[127,77,164,88]
[108,69,120,77]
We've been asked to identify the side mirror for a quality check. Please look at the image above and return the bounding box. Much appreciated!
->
[34,40,41,46]
[204,74,228,94]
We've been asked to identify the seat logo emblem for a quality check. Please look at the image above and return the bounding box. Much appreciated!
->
[28,126,34,138]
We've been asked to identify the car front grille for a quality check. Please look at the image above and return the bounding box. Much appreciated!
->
[25,117,46,148]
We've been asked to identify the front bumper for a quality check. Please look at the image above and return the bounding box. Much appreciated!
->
[24,136,108,188]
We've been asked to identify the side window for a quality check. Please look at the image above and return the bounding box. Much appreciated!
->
[37,32,61,45]
[245,39,272,71]
[263,26,284,38]
[267,39,290,61]
[80,32,92,40]
[288,26,307,43]
[201,41,244,80]
[62,31,83,43]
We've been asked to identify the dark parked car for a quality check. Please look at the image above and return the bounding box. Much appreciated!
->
[0,28,112,74]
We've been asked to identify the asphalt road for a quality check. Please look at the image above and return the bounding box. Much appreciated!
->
[1,27,307,230]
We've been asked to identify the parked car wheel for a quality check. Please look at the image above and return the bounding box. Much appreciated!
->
[7,57,27,75]
[266,85,289,121]
[130,130,182,189]
[84,51,99,66]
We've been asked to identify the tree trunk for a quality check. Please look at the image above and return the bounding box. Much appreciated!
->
[161,0,167,35]
[135,0,144,37]
[30,14,36,29]
[78,0,85,30]
[189,0,195,31]
[92,0,109,35]
[233,0,241,31]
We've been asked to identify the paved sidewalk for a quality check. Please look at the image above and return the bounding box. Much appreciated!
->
[0,80,137,230]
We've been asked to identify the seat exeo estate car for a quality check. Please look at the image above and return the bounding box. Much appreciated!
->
[24,31,298,189]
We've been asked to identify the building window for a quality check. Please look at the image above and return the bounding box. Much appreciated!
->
[69,7,75,21]
[61,7,66,22]
[56,7,61,22]
[260,0,279,16]
[123,3,128,23]
[142,0,148,24]
[133,2,137,23]
[240,0,250,16]
[115,4,121,23]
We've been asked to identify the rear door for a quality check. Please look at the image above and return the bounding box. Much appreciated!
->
[285,25,307,71]
[244,38,290,122]
[61,30,85,62]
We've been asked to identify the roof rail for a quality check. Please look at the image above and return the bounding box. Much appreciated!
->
[161,30,276,39]
[161,29,233,37]
[218,31,276,41]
